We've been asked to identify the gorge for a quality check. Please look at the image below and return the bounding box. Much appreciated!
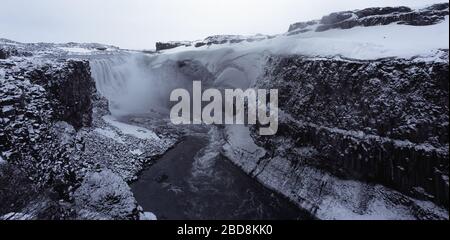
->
[0,3,449,220]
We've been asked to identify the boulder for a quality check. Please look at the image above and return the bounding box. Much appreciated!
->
[73,169,140,220]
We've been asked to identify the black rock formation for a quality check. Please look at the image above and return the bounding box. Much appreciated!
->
[289,3,449,33]
[253,53,449,208]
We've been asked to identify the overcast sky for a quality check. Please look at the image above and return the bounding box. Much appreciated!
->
[0,0,446,49]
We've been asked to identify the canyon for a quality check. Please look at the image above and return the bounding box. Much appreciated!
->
[0,3,448,220]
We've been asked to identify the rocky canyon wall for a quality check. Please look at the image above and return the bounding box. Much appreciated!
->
[250,53,449,211]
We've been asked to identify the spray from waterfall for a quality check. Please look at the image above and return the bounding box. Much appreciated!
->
[90,53,192,117]
[89,48,267,122]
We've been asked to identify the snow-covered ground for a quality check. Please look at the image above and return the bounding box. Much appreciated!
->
[2,3,448,220]
[102,115,160,141]
[158,16,448,60]
[94,128,126,144]
[58,47,95,54]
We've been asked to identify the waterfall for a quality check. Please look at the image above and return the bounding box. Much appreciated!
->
[90,53,192,117]
[89,48,266,119]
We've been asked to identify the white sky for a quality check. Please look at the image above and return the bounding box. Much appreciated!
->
[0,0,446,49]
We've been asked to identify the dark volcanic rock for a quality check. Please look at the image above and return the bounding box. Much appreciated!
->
[0,48,12,59]
[254,53,449,208]
[1,39,163,220]
[424,3,450,11]
[262,55,449,145]
[156,41,191,51]
[9,60,95,130]
[0,46,32,59]
[0,56,95,207]
[354,6,412,18]
[45,60,94,129]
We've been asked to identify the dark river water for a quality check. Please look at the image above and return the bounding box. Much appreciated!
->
[130,133,310,220]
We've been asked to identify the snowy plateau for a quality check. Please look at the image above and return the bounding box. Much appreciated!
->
[0,3,449,220]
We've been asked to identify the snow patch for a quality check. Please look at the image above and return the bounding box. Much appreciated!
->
[94,128,125,144]
[0,212,34,220]
[58,47,94,54]
[139,211,157,220]
[130,149,144,156]
[102,115,160,141]
[155,16,449,61]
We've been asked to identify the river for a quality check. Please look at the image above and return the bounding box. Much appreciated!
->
[130,129,310,220]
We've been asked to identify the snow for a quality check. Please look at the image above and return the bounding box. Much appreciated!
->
[314,177,413,220]
[127,16,449,110]
[0,155,6,165]
[283,17,449,60]
[222,125,267,176]
[94,128,125,144]
[158,16,448,61]
[280,111,449,155]
[102,115,160,141]
[58,47,94,54]
[91,15,448,118]
[2,105,14,113]
[0,212,34,220]
[222,118,449,220]
[139,211,157,220]
[130,149,143,155]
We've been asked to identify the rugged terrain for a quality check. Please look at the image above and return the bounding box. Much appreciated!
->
[250,4,449,219]
[0,40,179,220]
[1,3,449,220]
[230,53,449,219]
[155,3,449,219]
